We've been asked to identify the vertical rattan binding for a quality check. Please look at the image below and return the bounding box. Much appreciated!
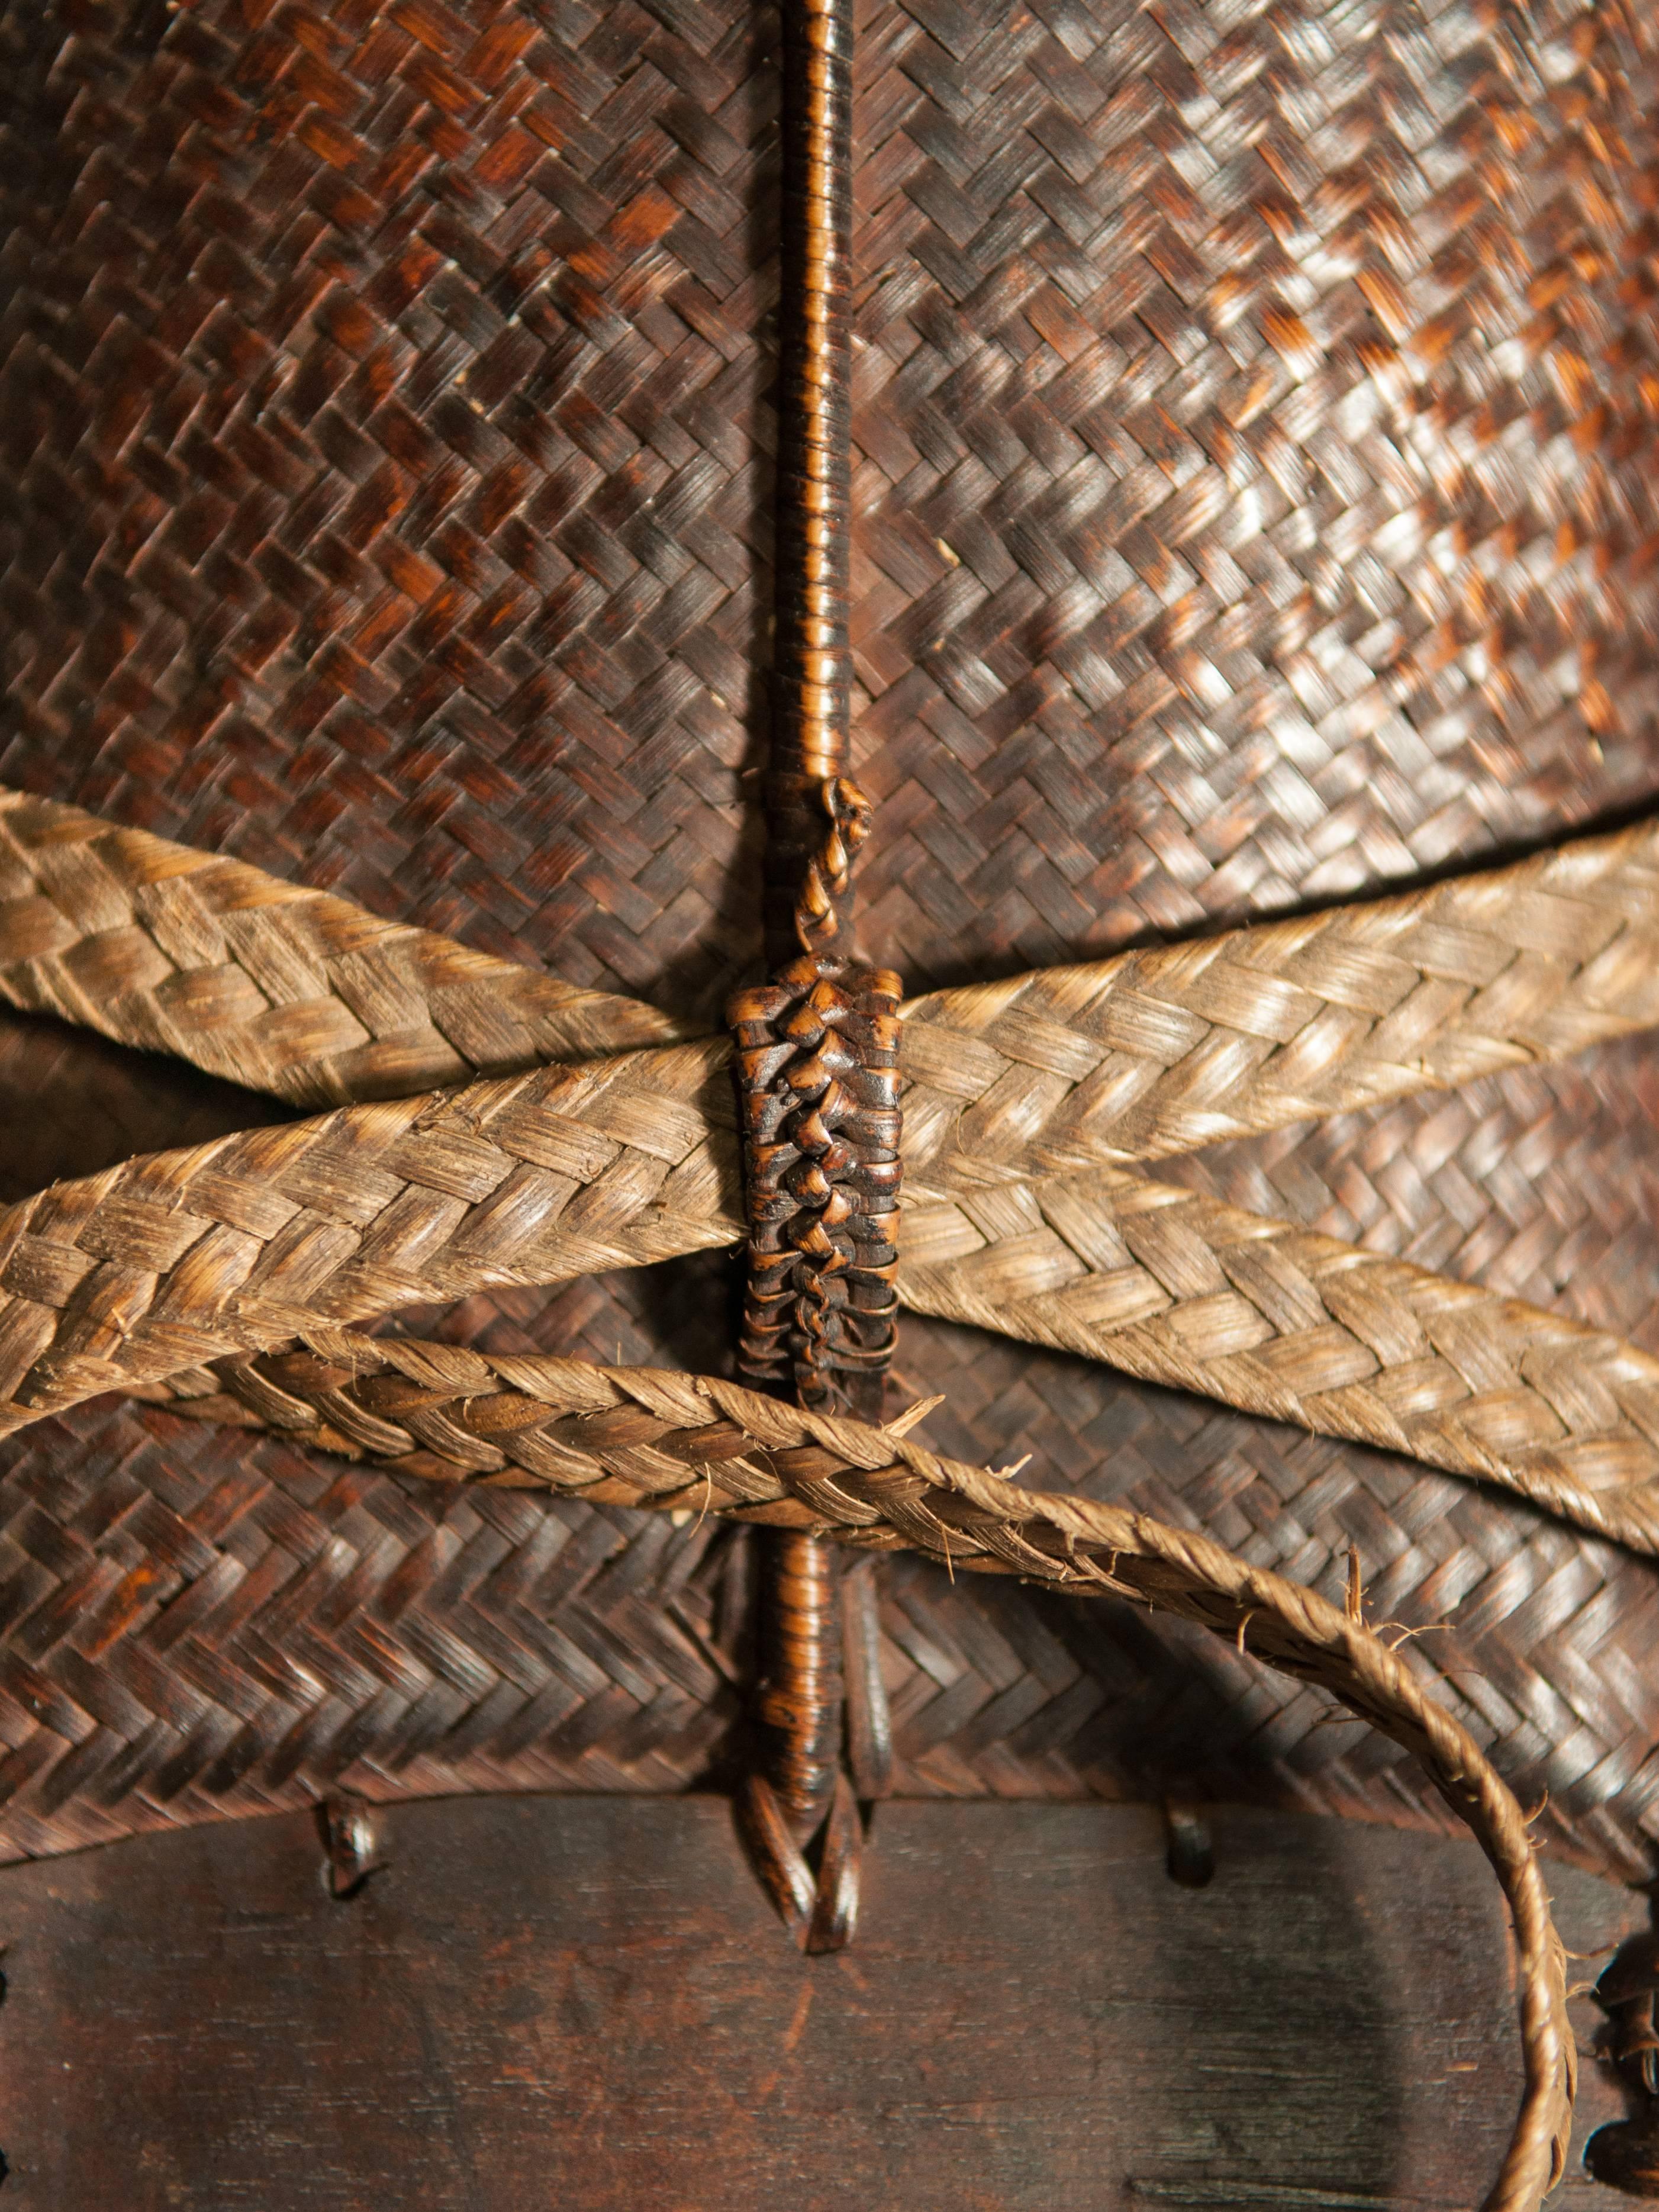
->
[724,0,903,1951]
[729,955,901,1405]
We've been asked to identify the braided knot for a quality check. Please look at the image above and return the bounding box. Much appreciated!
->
[729,951,901,1408]
[794,777,874,953]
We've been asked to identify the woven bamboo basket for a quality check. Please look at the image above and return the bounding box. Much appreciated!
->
[6,0,1659,2198]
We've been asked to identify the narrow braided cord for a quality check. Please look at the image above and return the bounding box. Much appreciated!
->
[137,1328,1571,2212]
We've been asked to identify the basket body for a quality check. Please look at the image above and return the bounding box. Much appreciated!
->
[1,0,1658,1878]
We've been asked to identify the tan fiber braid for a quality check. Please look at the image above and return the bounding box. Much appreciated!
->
[902,1168,1659,1556]
[0,1042,741,1434]
[14,1042,1659,1555]
[138,1331,1572,2212]
[9,787,1659,1188]
[897,814,1659,1193]
[7,785,1659,1556]
[0,788,691,1105]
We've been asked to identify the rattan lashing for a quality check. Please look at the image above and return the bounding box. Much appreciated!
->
[727,0,894,1945]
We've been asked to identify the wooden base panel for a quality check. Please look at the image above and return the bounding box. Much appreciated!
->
[0,1795,1641,2210]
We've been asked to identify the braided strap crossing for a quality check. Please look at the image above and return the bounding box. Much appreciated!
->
[730,954,901,1408]
[11,785,1659,1201]
[7,786,1659,1565]
[10,785,1659,1193]
[141,1329,1572,2212]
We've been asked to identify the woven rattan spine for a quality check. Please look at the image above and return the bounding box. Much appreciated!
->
[730,958,902,1405]
[725,0,884,1937]
[141,1331,1571,2212]
[739,1530,864,1951]
[766,0,856,964]
[733,0,896,1422]
[727,0,892,1944]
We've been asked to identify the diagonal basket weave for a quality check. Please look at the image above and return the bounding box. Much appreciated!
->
[0,13,1657,2180]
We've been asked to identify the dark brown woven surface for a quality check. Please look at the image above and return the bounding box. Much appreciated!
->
[2,0,1659,1877]
[7,0,1657,1009]
[1162,1035,1659,1354]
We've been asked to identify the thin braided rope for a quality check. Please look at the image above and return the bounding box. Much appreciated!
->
[137,1328,1572,2212]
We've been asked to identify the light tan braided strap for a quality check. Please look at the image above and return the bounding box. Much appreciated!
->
[9,785,1659,1182]
[0,1041,740,1432]
[0,788,690,1105]
[898,813,1659,1192]
[904,1167,1659,1556]
[140,1330,1573,2212]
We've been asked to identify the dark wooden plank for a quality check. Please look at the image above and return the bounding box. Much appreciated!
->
[0,1797,1639,2208]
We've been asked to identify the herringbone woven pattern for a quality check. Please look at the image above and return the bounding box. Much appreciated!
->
[848,0,1659,975]
[0,1392,745,1862]
[5,0,1658,1005]
[0,0,778,1020]
[881,1311,1659,1886]
[2,0,1659,1891]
